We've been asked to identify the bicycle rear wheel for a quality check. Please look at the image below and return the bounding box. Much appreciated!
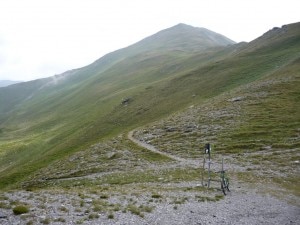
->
[221,179,227,195]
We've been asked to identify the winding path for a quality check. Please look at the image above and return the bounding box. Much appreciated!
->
[47,130,194,182]
[128,130,189,163]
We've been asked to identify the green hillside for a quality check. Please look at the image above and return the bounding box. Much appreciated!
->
[0,22,299,190]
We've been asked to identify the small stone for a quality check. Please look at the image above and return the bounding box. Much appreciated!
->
[39,215,46,220]
[228,96,243,102]
[85,198,93,203]
[0,214,7,219]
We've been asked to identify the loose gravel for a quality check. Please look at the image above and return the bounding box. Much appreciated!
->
[0,181,299,225]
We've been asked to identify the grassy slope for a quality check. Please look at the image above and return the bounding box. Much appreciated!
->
[0,49,234,189]
[0,23,299,189]
[134,56,299,197]
[229,59,300,196]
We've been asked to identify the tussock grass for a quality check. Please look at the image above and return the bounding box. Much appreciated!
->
[13,205,30,215]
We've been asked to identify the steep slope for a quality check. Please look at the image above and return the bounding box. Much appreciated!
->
[0,22,299,189]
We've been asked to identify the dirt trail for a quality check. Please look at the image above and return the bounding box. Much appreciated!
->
[128,130,189,162]
[127,130,228,172]
[44,130,196,183]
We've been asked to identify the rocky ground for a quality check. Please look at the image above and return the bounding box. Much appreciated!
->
[0,180,299,225]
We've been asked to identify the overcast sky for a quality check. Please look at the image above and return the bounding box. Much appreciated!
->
[0,0,299,81]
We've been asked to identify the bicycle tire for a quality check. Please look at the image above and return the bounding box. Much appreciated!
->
[221,180,226,195]
[225,178,230,192]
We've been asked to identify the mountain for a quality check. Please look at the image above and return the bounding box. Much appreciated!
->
[0,24,234,118]
[0,80,22,87]
[0,22,299,189]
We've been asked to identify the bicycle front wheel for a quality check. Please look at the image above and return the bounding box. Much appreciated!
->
[225,178,230,192]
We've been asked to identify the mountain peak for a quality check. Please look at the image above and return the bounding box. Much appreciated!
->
[130,23,235,53]
[172,23,194,28]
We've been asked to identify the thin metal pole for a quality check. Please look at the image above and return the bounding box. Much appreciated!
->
[208,151,211,188]
[202,156,206,186]
[222,158,224,172]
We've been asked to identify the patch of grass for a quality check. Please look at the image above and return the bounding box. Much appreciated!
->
[40,217,51,224]
[88,213,100,219]
[273,176,300,198]
[127,204,141,216]
[12,205,30,215]
[140,205,154,213]
[79,200,84,207]
[100,194,109,199]
[124,202,155,217]
[215,194,225,201]
[58,205,69,212]
[0,201,10,209]
[76,219,84,224]
[195,195,221,202]
[0,194,8,200]
[113,204,121,211]
[54,217,66,222]
[151,193,162,199]
[92,205,103,212]
[172,197,189,204]
[107,213,114,219]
